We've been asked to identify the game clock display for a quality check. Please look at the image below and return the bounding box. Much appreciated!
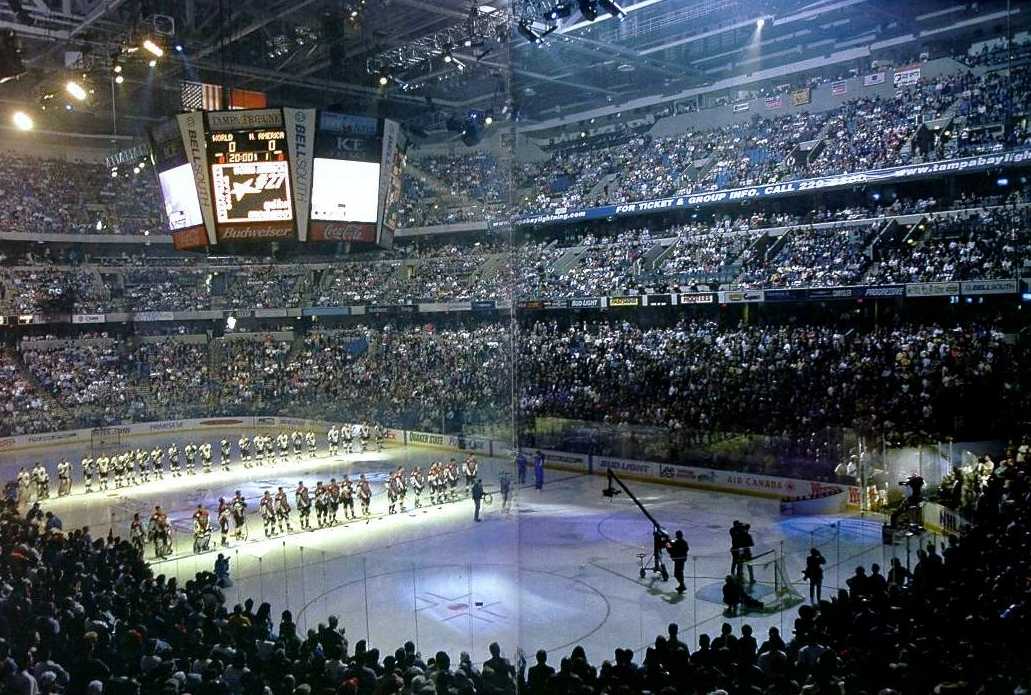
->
[207,129,294,224]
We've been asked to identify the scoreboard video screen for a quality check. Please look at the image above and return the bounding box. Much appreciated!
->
[204,109,296,241]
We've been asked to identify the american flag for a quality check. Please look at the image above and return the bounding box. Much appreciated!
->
[180,81,223,111]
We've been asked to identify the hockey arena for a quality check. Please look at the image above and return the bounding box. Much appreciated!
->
[1,421,896,665]
[1,0,1029,692]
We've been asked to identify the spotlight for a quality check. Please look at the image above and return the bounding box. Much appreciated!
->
[148,59,157,67]
[11,110,32,130]
[598,0,625,19]
[65,80,87,101]
[110,167,118,178]
[175,43,183,52]
[484,113,494,126]
[114,74,124,84]
[756,17,765,29]
[577,0,598,21]
[113,63,122,74]
[142,38,164,57]
[442,43,453,63]
[546,2,573,20]
[378,74,388,86]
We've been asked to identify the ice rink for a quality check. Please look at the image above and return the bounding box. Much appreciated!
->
[3,430,926,664]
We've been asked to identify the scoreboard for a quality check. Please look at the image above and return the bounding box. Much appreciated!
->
[151,107,404,250]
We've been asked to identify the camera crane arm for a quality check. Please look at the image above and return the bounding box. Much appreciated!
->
[604,469,670,580]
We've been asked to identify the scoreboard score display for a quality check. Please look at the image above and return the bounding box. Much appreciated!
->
[205,110,295,241]
[152,107,404,251]
[208,130,293,224]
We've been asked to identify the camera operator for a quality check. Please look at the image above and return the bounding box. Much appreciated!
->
[667,530,689,593]
[730,521,755,584]
[890,473,925,527]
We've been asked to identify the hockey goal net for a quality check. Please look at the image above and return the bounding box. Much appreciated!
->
[737,549,805,613]
[91,427,126,456]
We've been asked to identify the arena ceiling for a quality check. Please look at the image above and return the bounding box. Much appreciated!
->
[0,0,1022,136]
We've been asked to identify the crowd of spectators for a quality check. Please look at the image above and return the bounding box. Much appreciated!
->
[869,206,1031,283]
[0,153,161,237]
[0,350,68,436]
[21,339,146,426]
[222,269,308,310]
[519,321,1020,446]
[734,223,877,289]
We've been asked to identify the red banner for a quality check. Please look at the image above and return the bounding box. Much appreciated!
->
[228,88,268,110]
[309,221,378,244]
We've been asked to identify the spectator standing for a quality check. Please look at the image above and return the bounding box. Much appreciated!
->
[534,451,544,491]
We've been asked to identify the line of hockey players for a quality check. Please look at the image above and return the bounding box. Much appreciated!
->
[132,454,480,559]
[12,424,385,502]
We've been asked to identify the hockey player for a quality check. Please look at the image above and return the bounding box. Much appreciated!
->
[274,487,292,534]
[291,430,303,460]
[111,453,124,489]
[358,474,372,517]
[411,467,424,508]
[16,466,31,503]
[394,467,407,513]
[327,425,339,456]
[123,451,134,486]
[149,506,172,558]
[136,448,149,484]
[56,459,72,497]
[278,433,290,464]
[33,462,50,500]
[184,442,198,475]
[218,498,231,547]
[168,443,181,477]
[130,513,145,556]
[231,490,248,540]
[150,446,164,479]
[239,435,251,468]
[340,475,355,520]
[314,482,328,528]
[81,457,94,494]
[342,425,353,454]
[306,430,317,457]
[387,470,399,515]
[193,504,212,553]
[375,425,385,452]
[97,454,110,490]
[220,439,232,471]
[200,442,213,474]
[325,478,339,525]
[296,481,312,530]
[359,423,370,452]
[426,463,438,505]
[463,455,478,490]
[259,491,276,538]
[448,459,460,501]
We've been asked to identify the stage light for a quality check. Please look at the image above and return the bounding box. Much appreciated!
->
[148,59,157,67]
[142,38,164,57]
[577,0,598,21]
[0,29,25,84]
[114,74,124,84]
[175,44,183,52]
[598,0,626,19]
[756,17,765,29]
[11,110,32,130]
[442,43,454,63]
[65,80,87,101]
[110,167,118,178]
[378,74,388,86]
[517,20,555,45]
[113,63,122,74]
[484,114,494,126]
[546,2,573,20]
